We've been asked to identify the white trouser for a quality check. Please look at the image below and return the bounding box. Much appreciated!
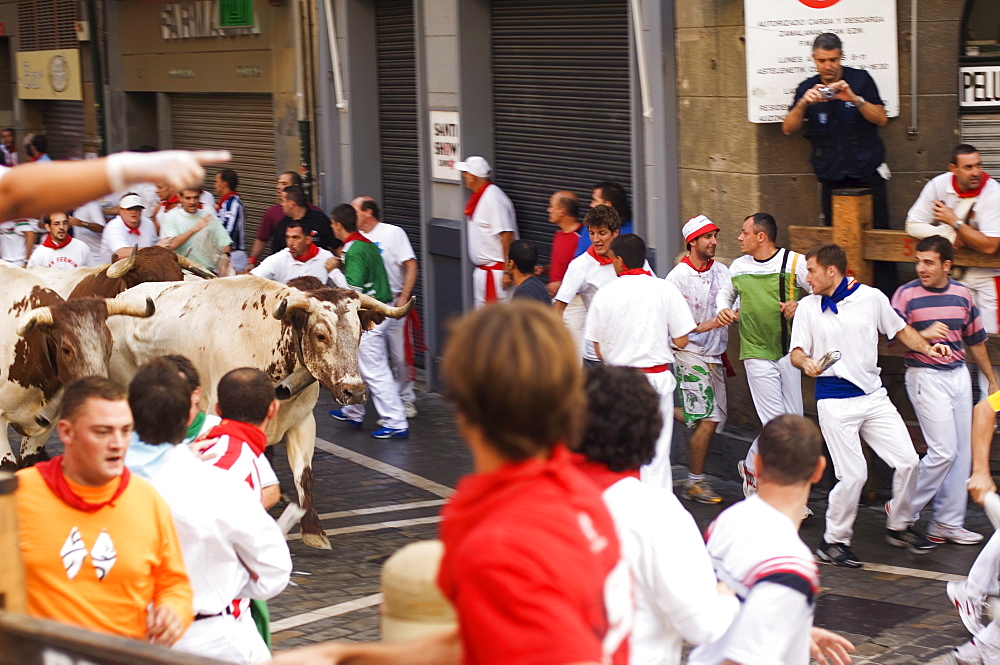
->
[976,621,1000,665]
[382,312,415,404]
[818,388,918,545]
[562,295,587,360]
[743,354,804,475]
[342,319,408,429]
[472,266,510,309]
[968,530,1000,599]
[173,614,270,664]
[639,370,677,489]
[905,365,973,528]
[961,269,1000,395]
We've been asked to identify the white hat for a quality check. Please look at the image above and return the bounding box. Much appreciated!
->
[683,214,719,243]
[380,540,456,643]
[119,194,145,210]
[453,156,491,178]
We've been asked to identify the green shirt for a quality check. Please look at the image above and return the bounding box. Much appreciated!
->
[343,237,392,303]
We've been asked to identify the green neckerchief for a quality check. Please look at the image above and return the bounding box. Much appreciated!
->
[186,411,206,440]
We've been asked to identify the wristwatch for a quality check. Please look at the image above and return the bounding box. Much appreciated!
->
[954,219,965,229]
[855,96,866,108]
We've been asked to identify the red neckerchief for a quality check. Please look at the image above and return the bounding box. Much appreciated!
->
[161,195,180,212]
[42,234,71,250]
[29,153,44,163]
[570,453,640,491]
[586,245,615,266]
[126,223,142,236]
[292,242,320,263]
[345,231,373,245]
[202,419,267,457]
[956,172,990,199]
[619,268,652,277]
[35,455,131,513]
[463,182,492,217]
[681,255,714,273]
[216,191,238,212]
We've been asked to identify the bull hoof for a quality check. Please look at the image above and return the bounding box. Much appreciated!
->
[301,532,332,550]
[0,457,15,473]
[18,453,43,469]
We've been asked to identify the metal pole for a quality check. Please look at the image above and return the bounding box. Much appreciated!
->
[86,0,106,155]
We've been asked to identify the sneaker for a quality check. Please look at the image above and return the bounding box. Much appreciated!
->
[948,641,984,665]
[371,426,409,439]
[886,526,937,554]
[802,504,814,519]
[948,581,986,635]
[404,402,418,418]
[329,409,362,429]
[682,480,722,504]
[928,523,984,545]
[737,460,757,498]
[816,540,863,568]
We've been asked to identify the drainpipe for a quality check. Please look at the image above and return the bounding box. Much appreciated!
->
[907,0,917,137]
[293,0,313,198]
[86,0,105,155]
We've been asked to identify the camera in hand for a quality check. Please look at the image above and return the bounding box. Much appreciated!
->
[817,86,837,100]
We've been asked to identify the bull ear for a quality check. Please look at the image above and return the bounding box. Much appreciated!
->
[272,291,313,320]
[106,245,138,279]
[17,306,55,337]
[358,310,386,331]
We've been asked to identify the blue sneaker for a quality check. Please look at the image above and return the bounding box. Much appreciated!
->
[371,426,409,439]
[329,409,361,429]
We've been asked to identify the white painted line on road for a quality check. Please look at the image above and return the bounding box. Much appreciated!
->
[286,515,442,541]
[314,437,455,498]
[271,593,384,633]
[316,499,447,521]
[820,560,965,583]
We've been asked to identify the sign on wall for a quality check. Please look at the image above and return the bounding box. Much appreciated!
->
[430,111,460,182]
[744,0,899,123]
[960,66,1000,109]
[16,50,82,101]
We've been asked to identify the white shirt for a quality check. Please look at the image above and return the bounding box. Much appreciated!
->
[585,274,695,368]
[466,183,517,265]
[100,216,159,264]
[200,433,279,499]
[26,237,91,270]
[666,260,731,359]
[73,196,121,267]
[362,221,416,295]
[251,246,335,285]
[688,495,818,665]
[790,283,905,396]
[603,477,738,665]
[0,218,38,266]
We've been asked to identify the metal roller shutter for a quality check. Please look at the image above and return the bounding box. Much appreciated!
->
[169,93,275,247]
[962,114,1000,171]
[491,0,631,260]
[42,100,84,160]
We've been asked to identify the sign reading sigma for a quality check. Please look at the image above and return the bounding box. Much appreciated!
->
[744,0,898,123]
[160,0,260,39]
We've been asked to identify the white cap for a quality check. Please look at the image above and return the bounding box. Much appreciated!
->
[380,540,456,643]
[682,214,719,243]
[118,194,145,210]
[453,156,491,178]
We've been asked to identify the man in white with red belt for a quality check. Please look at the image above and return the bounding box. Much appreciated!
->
[455,156,517,308]
[585,233,695,489]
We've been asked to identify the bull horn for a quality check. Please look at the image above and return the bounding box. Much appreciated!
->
[17,307,55,337]
[274,367,317,400]
[35,387,65,429]
[177,254,217,279]
[105,297,155,318]
[357,294,414,319]
[106,245,138,279]
[272,292,313,320]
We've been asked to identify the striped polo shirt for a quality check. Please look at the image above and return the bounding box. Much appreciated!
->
[890,278,987,370]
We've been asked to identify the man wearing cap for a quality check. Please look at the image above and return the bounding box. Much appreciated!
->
[26,211,91,270]
[666,215,731,504]
[101,192,159,262]
[454,156,517,308]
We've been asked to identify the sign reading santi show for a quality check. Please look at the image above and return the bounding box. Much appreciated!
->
[430,111,460,182]
[744,0,899,123]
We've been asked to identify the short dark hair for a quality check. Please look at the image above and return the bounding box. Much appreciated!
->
[162,354,200,393]
[806,243,848,275]
[331,204,358,232]
[284,185,308,208]
[40,212,68,227]
[556,193,579,219]
[60,376,127,422]
[508,240,538,274]
[582,204,621,233]
[812,32,842,52]
[285,220,308,236]
[915,235,954,264]
[180,187,202,197]
[758,415,822,485]
[218,168,239,191]
[578,365,661,472]
[29,134,48,154]
[281,171,303,186]
[746,212,778,243]
[360,198,381,220]
[128,358,190,445]
[950,144,980,166]
[217,367,274,425]
[593,181,631,221]
[610,233,646,270]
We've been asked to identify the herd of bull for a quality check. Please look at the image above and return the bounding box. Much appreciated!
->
[0,246,413,548]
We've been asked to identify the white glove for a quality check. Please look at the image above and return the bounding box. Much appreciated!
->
[105,150,231,192]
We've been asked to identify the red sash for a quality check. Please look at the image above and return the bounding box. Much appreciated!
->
[636,364,670,374]
[478,262,505,303]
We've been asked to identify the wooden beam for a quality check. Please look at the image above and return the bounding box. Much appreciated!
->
[880,334,1000,365]
[0,474,24,614]
[789,227,1000,270]
[831,188,873,284]
[788,226,832,255]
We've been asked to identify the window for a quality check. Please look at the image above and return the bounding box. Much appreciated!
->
[963,0,1000,60]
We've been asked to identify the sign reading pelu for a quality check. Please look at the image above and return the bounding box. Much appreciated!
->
[960,66,1000,108]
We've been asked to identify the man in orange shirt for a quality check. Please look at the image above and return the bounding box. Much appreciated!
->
[15,376,192,645]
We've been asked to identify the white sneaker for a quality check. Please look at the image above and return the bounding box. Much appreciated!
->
[802,505,814,519]
[948,580,986,635]
[404,402,417,418]
[949,639,983,665]
[928,523,984,545]
[737,460,757,498]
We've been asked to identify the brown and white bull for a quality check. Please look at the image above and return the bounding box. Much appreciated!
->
[0,263,155,470]
[107,275,412,549]
[29,245,215,300]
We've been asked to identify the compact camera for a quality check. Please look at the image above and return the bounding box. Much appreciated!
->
[817,86,837,100]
